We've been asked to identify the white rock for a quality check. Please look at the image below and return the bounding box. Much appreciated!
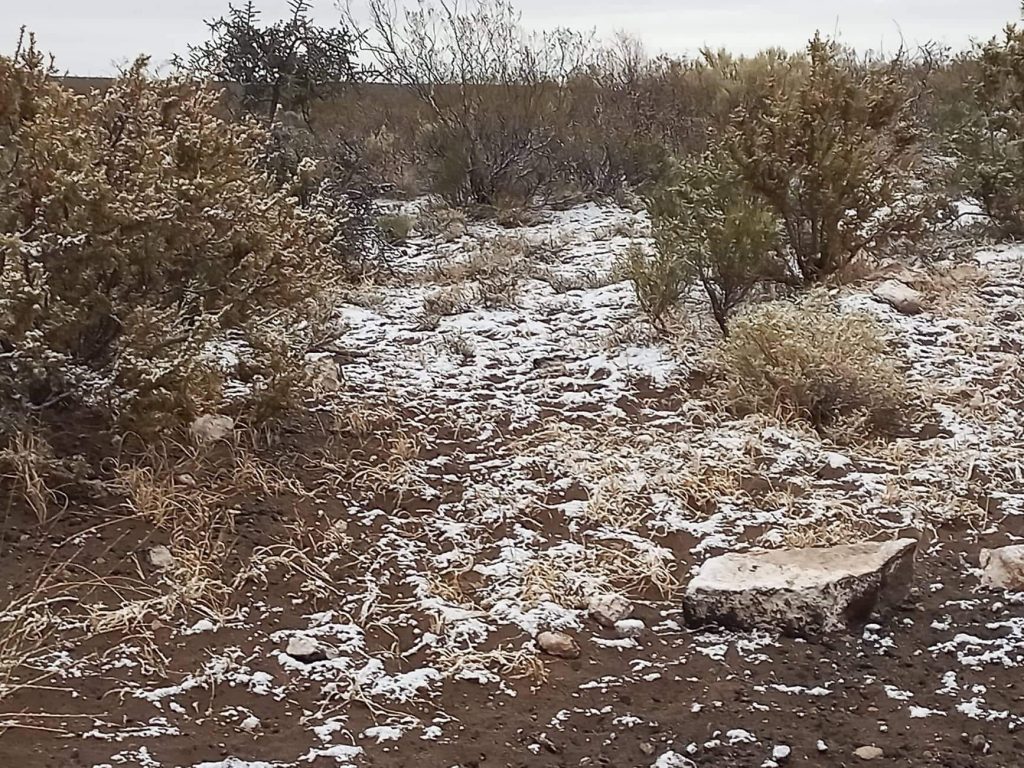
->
[854,745,884,760]
[872,279,924,314]
[683,539,917,635]
[148,545,175,570]
[614,618,646,638]
[190,414,235,444]
[536,631,581,659]
[239,715,261,732]
[306,355,342,392]
[772,744,791,761]
[979,545,1024,591]
[588,593,633,627]
[286,635,327,663]
[816,740,829,752]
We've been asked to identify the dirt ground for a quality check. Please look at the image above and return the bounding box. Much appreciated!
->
[1,204,1023,767]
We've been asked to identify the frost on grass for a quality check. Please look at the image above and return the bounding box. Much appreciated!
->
[8,208,1024,765]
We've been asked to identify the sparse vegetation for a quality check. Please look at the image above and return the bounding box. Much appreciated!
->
[6,3,1024,763]
[717,296,908,431]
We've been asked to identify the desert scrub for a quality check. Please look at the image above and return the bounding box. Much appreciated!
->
[619,243,690,332]
[375,213,415,244]
[717,297,908,431]
[0,43,336,431]
[953,24,1024,237]
[727,35,927,282]
[647,150,780,334]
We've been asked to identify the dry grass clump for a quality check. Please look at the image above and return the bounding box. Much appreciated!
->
[717,297,909,432]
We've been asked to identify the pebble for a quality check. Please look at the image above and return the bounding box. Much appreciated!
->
[286,635,328,663]
[614,619,646,638]
[854,746,884,760]
[588,594,633,627]
[536,631,581,659]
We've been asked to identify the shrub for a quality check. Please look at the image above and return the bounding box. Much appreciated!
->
[366,0,590,207]
[0,43,334,431]
[953,24,1024,236]
[182,0,362,124]
[619,244,689,332]
[717,296,907,431]
[727,35,926,282]
[375,213,415,244]
[647,150,780,334]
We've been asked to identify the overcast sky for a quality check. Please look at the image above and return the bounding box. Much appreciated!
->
[3,0,1021,76]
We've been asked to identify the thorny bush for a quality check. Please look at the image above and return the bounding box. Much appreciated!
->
[646,149,779,335]
[0,40,337,432]
[728,35,928,283]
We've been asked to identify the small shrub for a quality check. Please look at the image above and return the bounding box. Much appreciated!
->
[717,296,907,431]
[727,35,926,282]
[376,213,415,244]
[618,244,689,331]
[647,150,780,334]
[423,286,473,317]
[416,204,468,241]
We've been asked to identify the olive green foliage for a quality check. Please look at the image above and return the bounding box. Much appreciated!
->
[619,244,690,331]
[954,24,1024,236]
[0,40,334,430]
[728,35,925,282]
[646,151,779,334]
[718,296,908,431]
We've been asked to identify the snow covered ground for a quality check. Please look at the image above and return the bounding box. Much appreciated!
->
[4,202,1024,766]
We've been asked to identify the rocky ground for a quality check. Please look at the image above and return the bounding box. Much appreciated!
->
[1,203,1023,767]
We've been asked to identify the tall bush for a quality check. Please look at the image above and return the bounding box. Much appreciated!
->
[0,40,334,429]
[953,24,1024,236]
[727,35,925,282]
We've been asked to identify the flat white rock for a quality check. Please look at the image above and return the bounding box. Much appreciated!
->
[979,545,1024,591]
[873,279,924,314]
[683,539,917,634]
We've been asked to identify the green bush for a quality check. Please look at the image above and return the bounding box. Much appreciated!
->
[727,35,926,282]
[0,42,334,431]
[953,24,1024,236]
[646,151,779,334]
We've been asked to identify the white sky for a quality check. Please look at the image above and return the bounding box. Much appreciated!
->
[2,0,1021,76]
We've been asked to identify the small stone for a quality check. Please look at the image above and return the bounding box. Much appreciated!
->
[772,745,791,761]
[148,545,175,570]
[239,715,261,733]
[286,635,328,663]
[588,593,633,627]
[970,734,990,754]
[190,414,235,444]
[873,279,924,314]
[614,619,645,638]
[980,545,1024,591]
[639,742,655,756]
[816,740,829,752]
[536,631,580,659]
[306,356,342,392]
[854,746,884,760]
